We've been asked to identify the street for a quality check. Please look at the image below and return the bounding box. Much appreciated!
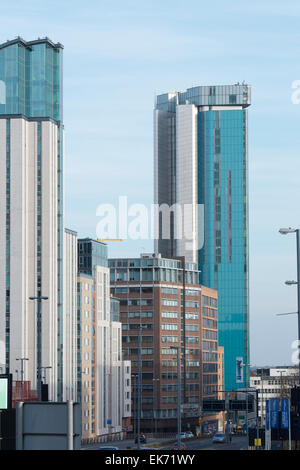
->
[82,435,249,451]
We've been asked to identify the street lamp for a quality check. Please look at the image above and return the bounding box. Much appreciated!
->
[240,363,251,436]
[16,357,29,401]
[131,374,138,440]
[152,378,160,437]
[279,227,300,384]
[171,346,182,450]
[29,294,48,401]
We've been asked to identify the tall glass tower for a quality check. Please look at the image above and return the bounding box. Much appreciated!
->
[154,84,251,390]
[0,37,64,400]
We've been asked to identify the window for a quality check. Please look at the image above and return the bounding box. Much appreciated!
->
[185,289,198,296]
[161,287,178,295]
[185,325,199,331]
[185,301,199,308]
[162,324,178,331]
[162,299,178,307]
[141,348,153,355]
[162,347,177,355]
[162,336,178,343]
[162,311,178,319]
[185,313,199,320]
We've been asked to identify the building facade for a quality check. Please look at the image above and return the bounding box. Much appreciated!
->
[109,253,224,433]
[154,84,251,390]
[250,367,298,424]
[0,37,64,400]
[63,228,78,401]
[77,238,131,441]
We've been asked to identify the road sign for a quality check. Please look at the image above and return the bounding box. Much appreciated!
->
[281,398,290,430]
[202,399,225,411]
[270,398,280,429]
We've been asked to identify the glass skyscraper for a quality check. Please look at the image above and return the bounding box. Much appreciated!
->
[0,37,64,400]
[154,84,251,391]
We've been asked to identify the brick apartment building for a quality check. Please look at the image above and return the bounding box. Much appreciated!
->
[109,253,224,433]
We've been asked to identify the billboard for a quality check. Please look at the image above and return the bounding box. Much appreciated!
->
[0,377,8,409]
[0,374,12,410]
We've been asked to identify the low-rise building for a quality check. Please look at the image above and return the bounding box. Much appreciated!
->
[250,366,298,425]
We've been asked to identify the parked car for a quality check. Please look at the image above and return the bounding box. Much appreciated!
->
[185,431,194,439]
[135,434,147,444]
[176,432,187,439]
[98,446,119,450]
[212,432,226,443]
[171,443,187,450]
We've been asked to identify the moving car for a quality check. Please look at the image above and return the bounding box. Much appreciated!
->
[212,432,226,443]
[185,431,194,438]
[98,446,119,450]
[171,443,187,450]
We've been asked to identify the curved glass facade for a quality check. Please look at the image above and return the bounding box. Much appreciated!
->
[198,109,249,391]
[155,84,251,391]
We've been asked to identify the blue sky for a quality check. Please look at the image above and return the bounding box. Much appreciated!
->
[2,0,300,366]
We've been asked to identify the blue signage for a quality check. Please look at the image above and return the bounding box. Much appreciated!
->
[281,398,290,430]
[270,398,280,429]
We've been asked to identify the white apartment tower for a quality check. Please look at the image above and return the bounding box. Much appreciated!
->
[0,38,65,400]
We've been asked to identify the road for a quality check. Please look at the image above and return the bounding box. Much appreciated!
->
[82,436,249,451]
[161,436,249,451]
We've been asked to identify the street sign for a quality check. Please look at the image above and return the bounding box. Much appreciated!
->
[281,398,290,430]
[202,399,225,411]
[270,398,280,429]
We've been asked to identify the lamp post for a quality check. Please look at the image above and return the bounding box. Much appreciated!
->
[152,378,159,437]
[136,325,145,450]
[172,346,181,450]
[29,294,48,401]
[241,362,251,436]
[279,228,300,385]
[131,374,138,440]
[16,357,29,401]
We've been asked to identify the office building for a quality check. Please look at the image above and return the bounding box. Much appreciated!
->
[250,367,298,424]
[78,238,131,441]
[0,37,64,400]
[109,253,224,433]
[154,84,251,390]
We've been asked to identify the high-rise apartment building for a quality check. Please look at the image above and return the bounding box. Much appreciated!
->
[154,84,251,390]
[109,253,224,433]
[78,238,131,441]
[0,37,64,400]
